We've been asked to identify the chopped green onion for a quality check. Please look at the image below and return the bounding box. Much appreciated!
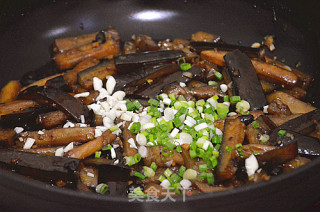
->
[189,149,197,159]
[169,93,176,101]
[134,153,142,163]
[173,116,183,127]
[158,175,166,182]
[180,63,192,71]
[133,171,146,180]
[253,151,261,156]
[126,100,136,111]
[110,125,119,132]
[278,130,286,137]
[97,183,109,194]
[260,134,270,144]
[150,162,157,171]
[199,164,208,172]
[200,172,207,179]
[183,169,197,180]
[207,173,214,185]
[216,103,229,119]
[176,145,182,153]
[214,72,223,81]
[102,144,112,151]
[148,98,159,107]
[208,81,218,86]
[130,122,141,134]
[164,168,173,178]
[95,151,101,158]
[210,157,218,168]
[163,141,176,151]
[252,121,259,129]
[230,96,241,103]
[133,100,142,109]
[179,166,186,177]
[225,145,233,153]
[143,166,155,178]
[170,173,182,183]
[224,95,229,102]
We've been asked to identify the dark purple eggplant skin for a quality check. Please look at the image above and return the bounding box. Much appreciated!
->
[45,75,71,92]
[135,65,203,98]
[239,115,254,126]
[271,108,320,135]
[20,86,92,124]
[190,41,264,58]
[272,130,320,157]
[0,149,79,173]
[0,106,53,131]
[114,50,185,71]
[224,49,267,110]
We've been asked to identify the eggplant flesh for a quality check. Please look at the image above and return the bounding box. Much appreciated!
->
[190,41,264,58]
[224,49,267,110]
[45,75,71,92]
[272,130,320,156]
[20,86,92,124]
[114,50,185,71]
[271,108,320,135]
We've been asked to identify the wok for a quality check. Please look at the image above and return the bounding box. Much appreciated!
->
[0,0,319,211]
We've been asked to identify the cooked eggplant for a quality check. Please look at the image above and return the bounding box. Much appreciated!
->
[224,49,267,110]
[216,118,245,182]
[0,80,21,103]
[122,121,138,157]
[0,128,16,147]
[37,110,69,128]
[267,91,316,114]
[143,145,184,167]
[54,38,120,70]
[17,127,95,147]
[66,130,116,159]
[269,108,320,135]
[191,41,264,58]
[20,87,93,124]
[270,130,320,156]
[245,115,277,145]
[0,100,38,116]
[123,63,180,95]
[0,106,53,131]
[53,32,97,53]
[77,60,116,90]
[114,50,185,71]
[133,34,160,52]
[0,149,79,182]
[135,65,203,98]
[45,75,71,92]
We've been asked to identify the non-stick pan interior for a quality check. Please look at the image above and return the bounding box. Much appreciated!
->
[0,0,319,211]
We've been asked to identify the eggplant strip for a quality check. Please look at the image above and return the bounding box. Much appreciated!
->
[133,34,160,52]
[21,87,92,124]
[122,121,138,157]
[114,50,185,71]
[143,145,184,167]
[256,141,298,166]
[63,58,100,87]
[0,80,21,103]
[264,56,313,90]
[66,130,116,159]
[77,60,116,90]
[17,146,66,156]
[194,182,228,193]
[251,60,298,88]
[216,118,245,182]
[20,73,64,92]
[267,114,302,127]
[0,128,16,146]
[191,41,264,58]
[224,49,267,110]
[53,32,98,53]
[0,100,38,116]
[18,127,95,147]
[54,40,120,70]
[37,111,69,128]
[201,50,298,88]
[267,91,316,114]
[240,144,276,159]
